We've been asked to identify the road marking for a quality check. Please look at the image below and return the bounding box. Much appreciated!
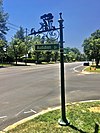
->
[72,64,82,73]
[24,109,37,114]
[15,108,37,116]
[70,90,80,93]
[15,109,25,116]
[15,103,34,117]
[0,116,7,119]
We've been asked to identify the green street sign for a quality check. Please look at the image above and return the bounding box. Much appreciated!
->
[35,44,59,51]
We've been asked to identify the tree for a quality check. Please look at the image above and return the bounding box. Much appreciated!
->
[44,37,59,62]
[31,35,42,63]
[8,27,27,64]
[64,47,82,62]
[8,26,27,64]
[0,0,9,40]
[0,0,8,63]
[8,38,26,64]
[14,27,25,41]
[71,48,81,61]
[82,30,100,67]
[0,39,7,63]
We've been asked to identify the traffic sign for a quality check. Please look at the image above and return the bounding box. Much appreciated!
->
[35,44,59,51]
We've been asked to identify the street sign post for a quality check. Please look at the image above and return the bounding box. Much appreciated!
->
[29,13,69,126]
[58,13,69,126]
[35,44,59,51]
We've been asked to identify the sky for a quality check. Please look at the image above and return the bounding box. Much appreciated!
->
[3,0,100,51]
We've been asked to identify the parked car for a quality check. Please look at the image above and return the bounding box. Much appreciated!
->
[83,62,89,66]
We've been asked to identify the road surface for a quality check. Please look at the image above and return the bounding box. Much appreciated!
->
[0,62,100,130]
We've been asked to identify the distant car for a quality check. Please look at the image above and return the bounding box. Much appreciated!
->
[35,60,42,64]
[83,62,89,66]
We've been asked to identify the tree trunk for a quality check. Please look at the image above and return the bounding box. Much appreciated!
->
[95,58,99,68]
[15,55,17,65]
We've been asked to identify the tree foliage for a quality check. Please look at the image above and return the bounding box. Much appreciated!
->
[0,39,7,63]
[7,27,26,64]
[0,0,9,40]
[64,47,84,62]
[0,0,8,63]
[82,29,100,67]
[7,38,25,64]
[7,28,84,64]
[14,27,25,41]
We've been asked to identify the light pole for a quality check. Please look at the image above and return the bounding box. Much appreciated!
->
[58,13,69,126]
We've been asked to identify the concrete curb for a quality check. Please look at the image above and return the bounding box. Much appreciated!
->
[81,66,91,74]
[1,100,100,133]
[2,107,60,133]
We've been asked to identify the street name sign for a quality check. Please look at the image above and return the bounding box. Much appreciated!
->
[35,44,59,51]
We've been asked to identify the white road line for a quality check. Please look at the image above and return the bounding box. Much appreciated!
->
[24,109,37,114]
[15,108,37,116]
[0,116,7,119]
[69,90,81,93]
[73,64,82,72]
[15,103,34,116]
[15,108,25,116]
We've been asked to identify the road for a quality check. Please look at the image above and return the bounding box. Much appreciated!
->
[0,62,100,130]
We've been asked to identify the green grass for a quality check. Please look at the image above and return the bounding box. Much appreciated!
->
[84,65,100,73]
[0,63,12,68]
[6,101,100,133]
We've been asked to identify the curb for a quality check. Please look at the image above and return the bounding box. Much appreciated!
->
[1,100,100,133]
[81,66,91,74]
[2,106,60,133]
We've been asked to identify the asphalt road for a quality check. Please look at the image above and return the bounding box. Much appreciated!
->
[0,62,100,130]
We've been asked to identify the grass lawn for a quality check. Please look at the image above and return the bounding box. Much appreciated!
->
[0,63,11,68]
[5,101,100,133]
[84,65,100,73]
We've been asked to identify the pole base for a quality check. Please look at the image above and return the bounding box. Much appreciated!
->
[58,118,69,126]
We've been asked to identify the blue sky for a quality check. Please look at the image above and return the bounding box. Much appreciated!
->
[3,0,100,51]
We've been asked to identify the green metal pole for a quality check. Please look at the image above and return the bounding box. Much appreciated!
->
[58,13,69,126]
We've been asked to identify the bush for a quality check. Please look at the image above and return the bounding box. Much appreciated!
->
[22,58,36,63]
